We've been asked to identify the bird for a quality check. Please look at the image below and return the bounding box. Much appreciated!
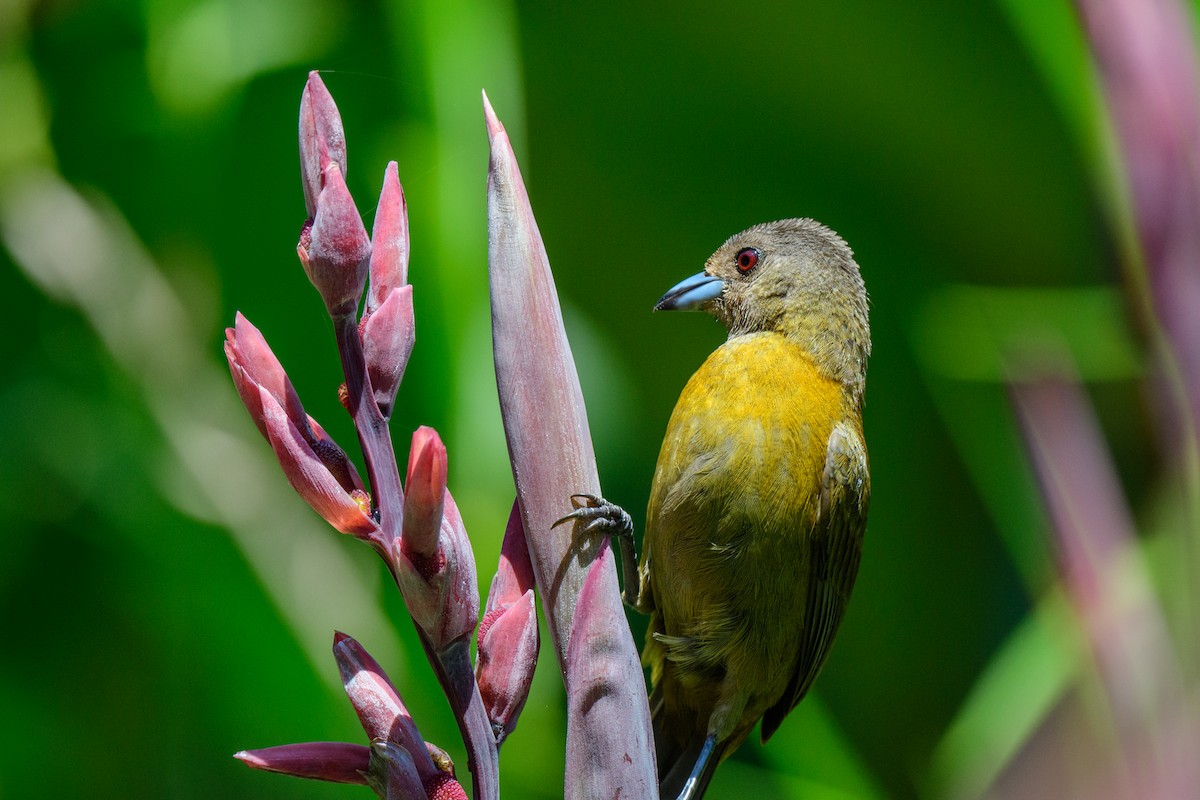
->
[638,218,871,799]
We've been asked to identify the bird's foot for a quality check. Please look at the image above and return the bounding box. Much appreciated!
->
[552,493,634,541]
[553,494,641,609]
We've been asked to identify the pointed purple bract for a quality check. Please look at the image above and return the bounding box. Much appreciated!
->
[486,90,655,795]
[483,499,536,616]
[366,741,426,800]
[333,632,440,785]
[234,741,369,785]
[484,90,607,671]
[476,587,539,744]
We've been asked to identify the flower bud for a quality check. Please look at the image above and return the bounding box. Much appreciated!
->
[368,161,410,312]
[476,588,538,743]
[299,71,347,219]
[234,742,369,785]
[402,426,447,559]
[393,489,479,650]
[423,773,468,800]
[362,285,415,419]
[225,314,375,537]
[333,632,439,785]
[298,161,370,317]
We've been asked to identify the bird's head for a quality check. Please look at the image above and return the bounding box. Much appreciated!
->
[655,218,870,397]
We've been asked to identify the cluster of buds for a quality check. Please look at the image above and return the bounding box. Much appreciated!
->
[227,72,655,799]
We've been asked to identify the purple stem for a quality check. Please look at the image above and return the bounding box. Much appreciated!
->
[417,633,500,800]
[335,309,498,797]
[332,311,405,547]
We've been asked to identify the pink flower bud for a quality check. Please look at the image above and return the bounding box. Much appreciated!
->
[333,632,440,785]
[393,489,479,650]
[258,384,376,536]
[483,499,536,616]
[298,160,370,316]
[368,161,410,313]
[298,71,347,219]
[476,587,538,743]
[224,312,307,441]
[234,741,369,785]
[225,314,375,537]
[402,426,447,559]
[362,284,415,419]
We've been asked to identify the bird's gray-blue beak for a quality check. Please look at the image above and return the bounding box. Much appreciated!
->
[654,272,725,311]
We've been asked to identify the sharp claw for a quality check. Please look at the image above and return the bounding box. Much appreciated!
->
[555,493,633,541]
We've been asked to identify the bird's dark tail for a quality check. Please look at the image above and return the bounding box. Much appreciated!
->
[652,688,726,800]
[658,735,724,800]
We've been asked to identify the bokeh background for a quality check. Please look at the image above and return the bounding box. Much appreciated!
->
[2,0,1196,798]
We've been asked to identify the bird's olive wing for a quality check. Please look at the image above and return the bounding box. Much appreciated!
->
[760,419,869,742]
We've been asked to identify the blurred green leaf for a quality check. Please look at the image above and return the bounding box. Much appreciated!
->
[926,589,1082,799]
[914,285,1142,383]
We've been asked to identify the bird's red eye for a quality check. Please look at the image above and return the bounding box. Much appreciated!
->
[736,247,760,274]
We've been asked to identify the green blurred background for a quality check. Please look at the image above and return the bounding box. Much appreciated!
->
[0,0,1185,798]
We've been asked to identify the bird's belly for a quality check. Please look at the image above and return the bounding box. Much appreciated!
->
[646,334,844,696]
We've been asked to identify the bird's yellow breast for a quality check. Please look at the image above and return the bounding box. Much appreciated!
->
[644,331,849,698]
[651,332,844,533]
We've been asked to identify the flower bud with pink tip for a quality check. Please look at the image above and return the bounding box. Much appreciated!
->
[476,501,539,743]
[298,160,370,317]
[476,588,537,744]
[367,161,410,310]
[298,71,347,219]
[333,632,440,787]
[224,313,376,537]
[394,441,479,650]
[402,426,447,558]
[360,162,415,418]
[234,741,370,785]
